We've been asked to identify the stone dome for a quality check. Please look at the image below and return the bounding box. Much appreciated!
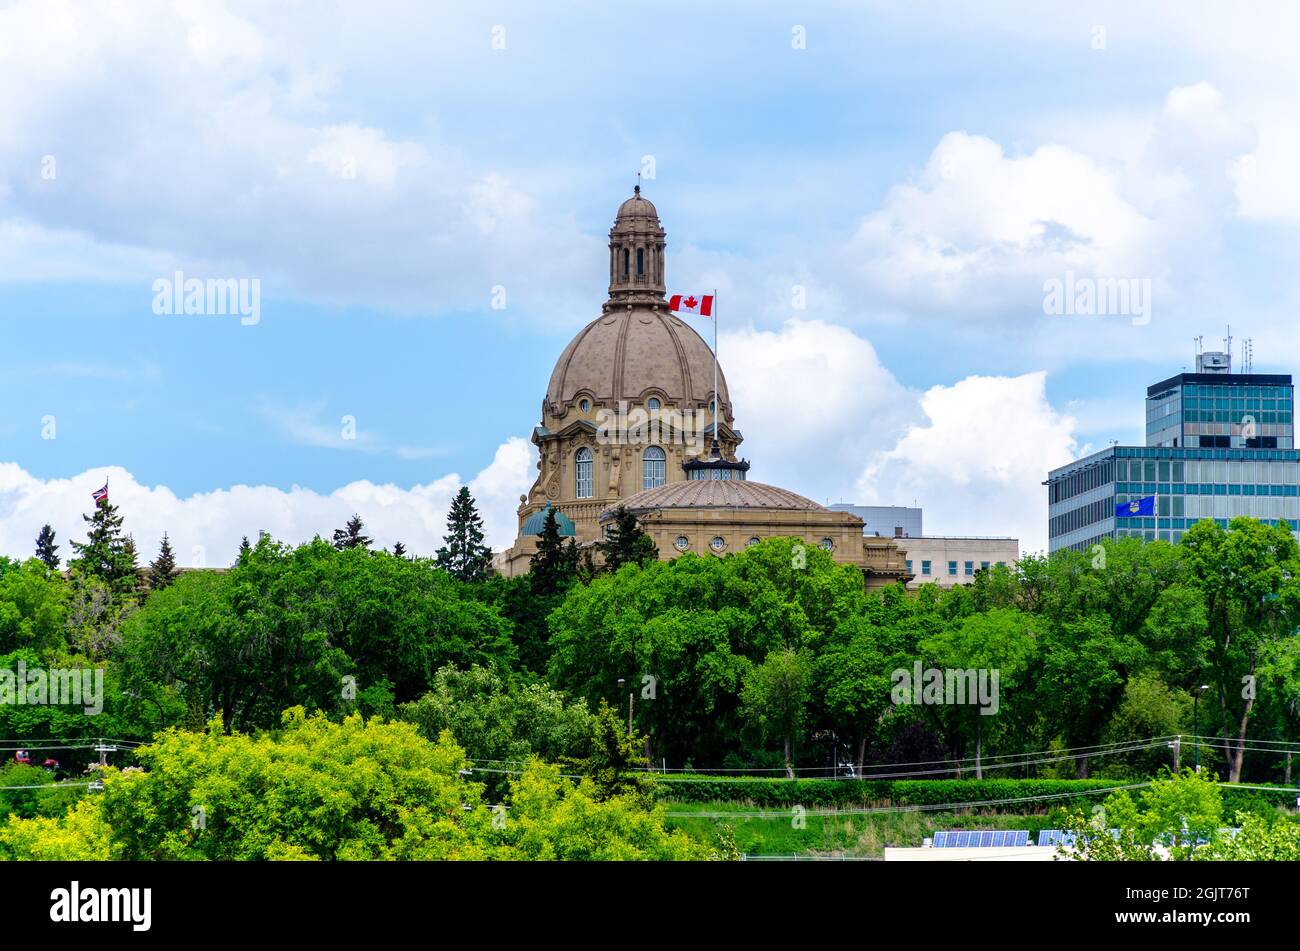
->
[615,190,659,222]
[603,480,824,520]
[545,309,732,420]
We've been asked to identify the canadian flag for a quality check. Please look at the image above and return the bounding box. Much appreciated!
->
[667,293,714,317]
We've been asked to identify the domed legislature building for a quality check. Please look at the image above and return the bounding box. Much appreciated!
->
[495,188,910,591]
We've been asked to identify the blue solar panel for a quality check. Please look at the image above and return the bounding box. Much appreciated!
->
[932,831,949,847]
[955,831,970,847]
[1008,830,1028,846]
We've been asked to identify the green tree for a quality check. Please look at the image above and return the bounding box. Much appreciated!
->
[0,709,712,861]
[148,533,177,590]
[392,541,407,558]
[581,700,650,803]
[1180,517,1300,782]
[0,560,69,656]
[812,622,893,773]
[918,608,1039,778]
[529,507,578,596]
[1100,672,1190,776]
[332,514,372,551]
[120,535,515,733]
[436,486,493,582]
[1061,768,1223,861]
[34,525,60,571]
[400,665,595,771]
[600,506,658,572]
[68,496,137,595]
[741,648,812,778]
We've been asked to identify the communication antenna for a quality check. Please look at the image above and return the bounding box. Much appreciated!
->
[1242,338,1253,374]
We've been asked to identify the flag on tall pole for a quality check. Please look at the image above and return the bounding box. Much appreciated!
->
[666,293,713,317]
[668,290,720,455]
[92,481,108,504]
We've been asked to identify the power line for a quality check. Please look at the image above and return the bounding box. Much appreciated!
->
[665,782,1153,819]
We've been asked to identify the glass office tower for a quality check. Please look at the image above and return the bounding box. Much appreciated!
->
[1047,353,1299,553]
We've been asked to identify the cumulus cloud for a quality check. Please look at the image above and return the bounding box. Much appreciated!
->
[719,319,1080,552]
[856,372,1080,554]
[841,83,1256,348]
[720,318,919,499]
[0,438,535,567]
[0,0,601,316]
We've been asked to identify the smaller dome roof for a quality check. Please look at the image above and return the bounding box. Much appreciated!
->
[602,480,826,521]
[615,187,659,222]
[522,502,576,537]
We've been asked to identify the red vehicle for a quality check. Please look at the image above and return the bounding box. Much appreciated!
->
[10,751,57,771]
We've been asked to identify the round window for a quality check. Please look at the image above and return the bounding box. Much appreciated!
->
[746,536,760,548]
[819,537,834,551]
[674,535,690,551]
[710,536,726,552]
[647,397,661,411]
[579,399,590,412]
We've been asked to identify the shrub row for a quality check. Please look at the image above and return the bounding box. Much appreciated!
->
[654,775,1299,811]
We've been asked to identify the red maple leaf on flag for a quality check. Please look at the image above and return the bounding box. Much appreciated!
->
[683,296,698,309]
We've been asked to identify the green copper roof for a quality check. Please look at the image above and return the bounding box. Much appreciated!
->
[522,502,575,537]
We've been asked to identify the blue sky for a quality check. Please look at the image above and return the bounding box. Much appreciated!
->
[3,0,1300,561]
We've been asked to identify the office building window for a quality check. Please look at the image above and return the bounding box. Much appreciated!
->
[948,561,957,576]
[964,561,974,576]
[922,560,931,576]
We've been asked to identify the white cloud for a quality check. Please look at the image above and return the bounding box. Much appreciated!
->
[0,437,535,567]
[720,319,1081,553]
[856,372,1080,554]
[848,131,1156,316]
[0,0,601,317]
[721,318,919,501]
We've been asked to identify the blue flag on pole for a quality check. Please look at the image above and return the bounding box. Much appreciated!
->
[1115,495,1155,518]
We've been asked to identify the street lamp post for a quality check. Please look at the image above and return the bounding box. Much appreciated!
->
[1193,684,1210,772]
[617,678,633,736]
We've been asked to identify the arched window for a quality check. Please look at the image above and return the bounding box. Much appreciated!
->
[642,446,666,489]
[575,447,593,499]
[636,248,644,276]
[622,249,630,277]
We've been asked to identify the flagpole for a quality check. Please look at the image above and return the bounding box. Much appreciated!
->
[712,287,719,457]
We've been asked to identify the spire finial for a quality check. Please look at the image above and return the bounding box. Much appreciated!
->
[635,171,640,196]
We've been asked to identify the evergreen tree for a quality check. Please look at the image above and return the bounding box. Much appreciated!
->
[149,532,178,590]
[332,514,372,551]
[530,507,579,596]
[68,496,137,594]
[600,506,658,572]
[34,524,60,570]
[581,701,651,804]
[435,486,492,582]
[392,541,407,558]
[238,536,252,564]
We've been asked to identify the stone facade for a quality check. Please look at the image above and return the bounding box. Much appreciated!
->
[496,188,910,590]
